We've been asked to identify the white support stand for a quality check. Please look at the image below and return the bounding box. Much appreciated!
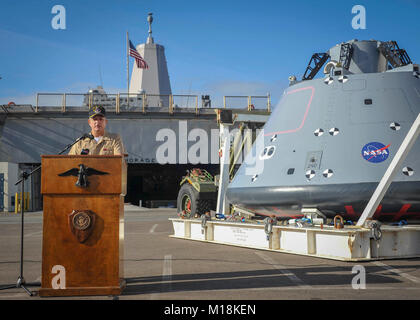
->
[356,113,420,227]
[169,217,420,261]
[216,123,231,215]
[301,208,327,220]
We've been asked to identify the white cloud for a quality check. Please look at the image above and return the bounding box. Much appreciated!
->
[0,83,127,106]
[0,93,36,105]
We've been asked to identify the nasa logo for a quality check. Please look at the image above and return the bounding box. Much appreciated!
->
[361,142,390,163]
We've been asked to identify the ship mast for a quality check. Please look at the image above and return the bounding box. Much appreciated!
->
[147,13,154,44]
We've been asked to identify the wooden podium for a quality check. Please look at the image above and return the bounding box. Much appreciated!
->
[39,155,126,297]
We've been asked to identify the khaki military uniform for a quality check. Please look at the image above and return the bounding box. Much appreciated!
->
[68,131,126,155]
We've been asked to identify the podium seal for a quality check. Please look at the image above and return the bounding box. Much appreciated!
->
[68,210,96,243]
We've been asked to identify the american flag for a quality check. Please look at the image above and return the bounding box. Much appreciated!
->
[129,40,149,69]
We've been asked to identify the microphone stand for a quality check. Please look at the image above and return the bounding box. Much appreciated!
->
[0,133,92,296]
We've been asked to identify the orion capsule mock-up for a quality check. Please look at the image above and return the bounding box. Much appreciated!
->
[226,40,420,222]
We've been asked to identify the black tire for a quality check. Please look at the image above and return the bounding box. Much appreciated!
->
[177,184,212,218]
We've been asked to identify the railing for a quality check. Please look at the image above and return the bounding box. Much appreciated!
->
[223,94,271,112]
[1,92,272,115]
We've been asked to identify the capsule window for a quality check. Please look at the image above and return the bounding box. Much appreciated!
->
[260,146,276,160]
[364,99,372,105]
[261,147,268,157]
[287,168,295,175]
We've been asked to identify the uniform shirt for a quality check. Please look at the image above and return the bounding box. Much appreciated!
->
[68,131,126,155]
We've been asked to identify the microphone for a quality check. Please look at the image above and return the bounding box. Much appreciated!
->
[62,133,95,155]
[76,133,94,142]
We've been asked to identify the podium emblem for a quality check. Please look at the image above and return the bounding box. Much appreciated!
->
[68,210,96,243]
[58,164,109,188]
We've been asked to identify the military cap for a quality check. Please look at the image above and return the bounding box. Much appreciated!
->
[89,105,106,118]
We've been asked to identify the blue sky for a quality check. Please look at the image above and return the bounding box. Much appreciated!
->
[0,0,419,107]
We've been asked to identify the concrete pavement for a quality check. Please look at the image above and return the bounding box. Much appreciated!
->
[1,204,420,301]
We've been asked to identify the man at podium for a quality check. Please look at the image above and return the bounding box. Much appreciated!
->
[68,106,126,155]
[39,105,127,296]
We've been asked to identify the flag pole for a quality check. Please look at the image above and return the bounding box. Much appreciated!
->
[127,31,130,108]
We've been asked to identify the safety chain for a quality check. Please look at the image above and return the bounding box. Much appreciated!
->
[201,212,211,232]
[364,220,382,241]
[264,216,276,241]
